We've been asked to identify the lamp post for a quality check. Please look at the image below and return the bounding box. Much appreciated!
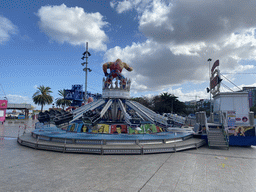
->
[207,58,212,114]
[81,42,91,103]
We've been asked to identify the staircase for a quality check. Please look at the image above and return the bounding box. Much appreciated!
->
[207,124,229,149]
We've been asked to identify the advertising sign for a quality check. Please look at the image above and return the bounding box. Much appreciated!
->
[0,100,7,109]
[210,60,221,96]
[228,126,255,137]
[235,114,249,125]
[0,100,8,122]
[211,60,219,73]
[227,111,236,127]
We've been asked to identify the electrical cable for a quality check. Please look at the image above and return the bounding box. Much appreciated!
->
[220,73,242,91]
[222,73,256,74]
[221,82,234,92]
[0,84,7,99]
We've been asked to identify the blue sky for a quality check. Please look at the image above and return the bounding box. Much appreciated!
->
[1,0,256,110]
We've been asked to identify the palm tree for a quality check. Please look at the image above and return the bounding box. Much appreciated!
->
[32,86,53,112]
[153,92,187,115]
[55,89,71,110]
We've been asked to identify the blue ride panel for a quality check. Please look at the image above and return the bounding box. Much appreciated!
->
[228,126,256,146]
[229,136,256,146]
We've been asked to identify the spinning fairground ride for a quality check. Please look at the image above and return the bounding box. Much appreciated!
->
[18,59,205,154]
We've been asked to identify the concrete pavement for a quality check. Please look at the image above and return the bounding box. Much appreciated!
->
[1,119,256,192]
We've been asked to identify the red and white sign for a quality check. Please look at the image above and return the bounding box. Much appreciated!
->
[242,116,248,122]
[211,60,219,73]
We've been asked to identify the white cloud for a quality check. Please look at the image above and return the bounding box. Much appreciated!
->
[105,30,256,94]
[7,94,33,104]
[105,40,208,92]
[0,15,18,44]
[37,4,108,51]
[115,0,133,13]
[222,28,256,60]
[107,0,256,97]
[112,1,256,45]
[137,0,256,45]
[166,87,208,102]
[170,42,206,56]
[6,94,54,110]
[110,0,148,13]
[139,0,171,27]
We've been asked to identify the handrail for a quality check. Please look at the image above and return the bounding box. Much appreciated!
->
[202,111,210,146]
[220,111,229,147]
[203,112,209,133]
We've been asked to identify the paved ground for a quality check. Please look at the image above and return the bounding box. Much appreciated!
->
[1,119,256,192]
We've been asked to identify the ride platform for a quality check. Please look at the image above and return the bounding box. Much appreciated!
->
[17,131,205,155]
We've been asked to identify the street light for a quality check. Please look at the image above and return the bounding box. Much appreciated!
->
[207,58,212,114]
[81,42,91,103]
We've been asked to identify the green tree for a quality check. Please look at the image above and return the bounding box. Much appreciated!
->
[130,93,187,115]
[32,86,53,112]
[55,89,71,110]
[153,92,187,115]
[250,106,256,115]
[152,93,171,113]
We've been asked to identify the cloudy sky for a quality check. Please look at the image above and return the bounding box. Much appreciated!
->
[1,0,256,110]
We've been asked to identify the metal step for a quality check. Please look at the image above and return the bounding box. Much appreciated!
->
[208,136,227,140]
[209,139,228,144]
[208,132,224,135]
[208,134,225,136]
[209,143,229,146]
[207,125,229,149]
[208,140,227,145]
[209,145,229,149]
[208,140,227,143]
[208,135,226,139]
[208,134,224,137]
[208,129,223,133]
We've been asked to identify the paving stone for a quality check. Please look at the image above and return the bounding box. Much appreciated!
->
[1,122,256,191]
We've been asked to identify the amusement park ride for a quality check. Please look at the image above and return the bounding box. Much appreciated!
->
[38,58,186,132]
[18,58,200,155]
[17,57,256,154]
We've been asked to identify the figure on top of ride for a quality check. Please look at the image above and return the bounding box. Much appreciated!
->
[102,59,133,89]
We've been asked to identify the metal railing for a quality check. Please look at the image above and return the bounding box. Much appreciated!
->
[220,112,229,146]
